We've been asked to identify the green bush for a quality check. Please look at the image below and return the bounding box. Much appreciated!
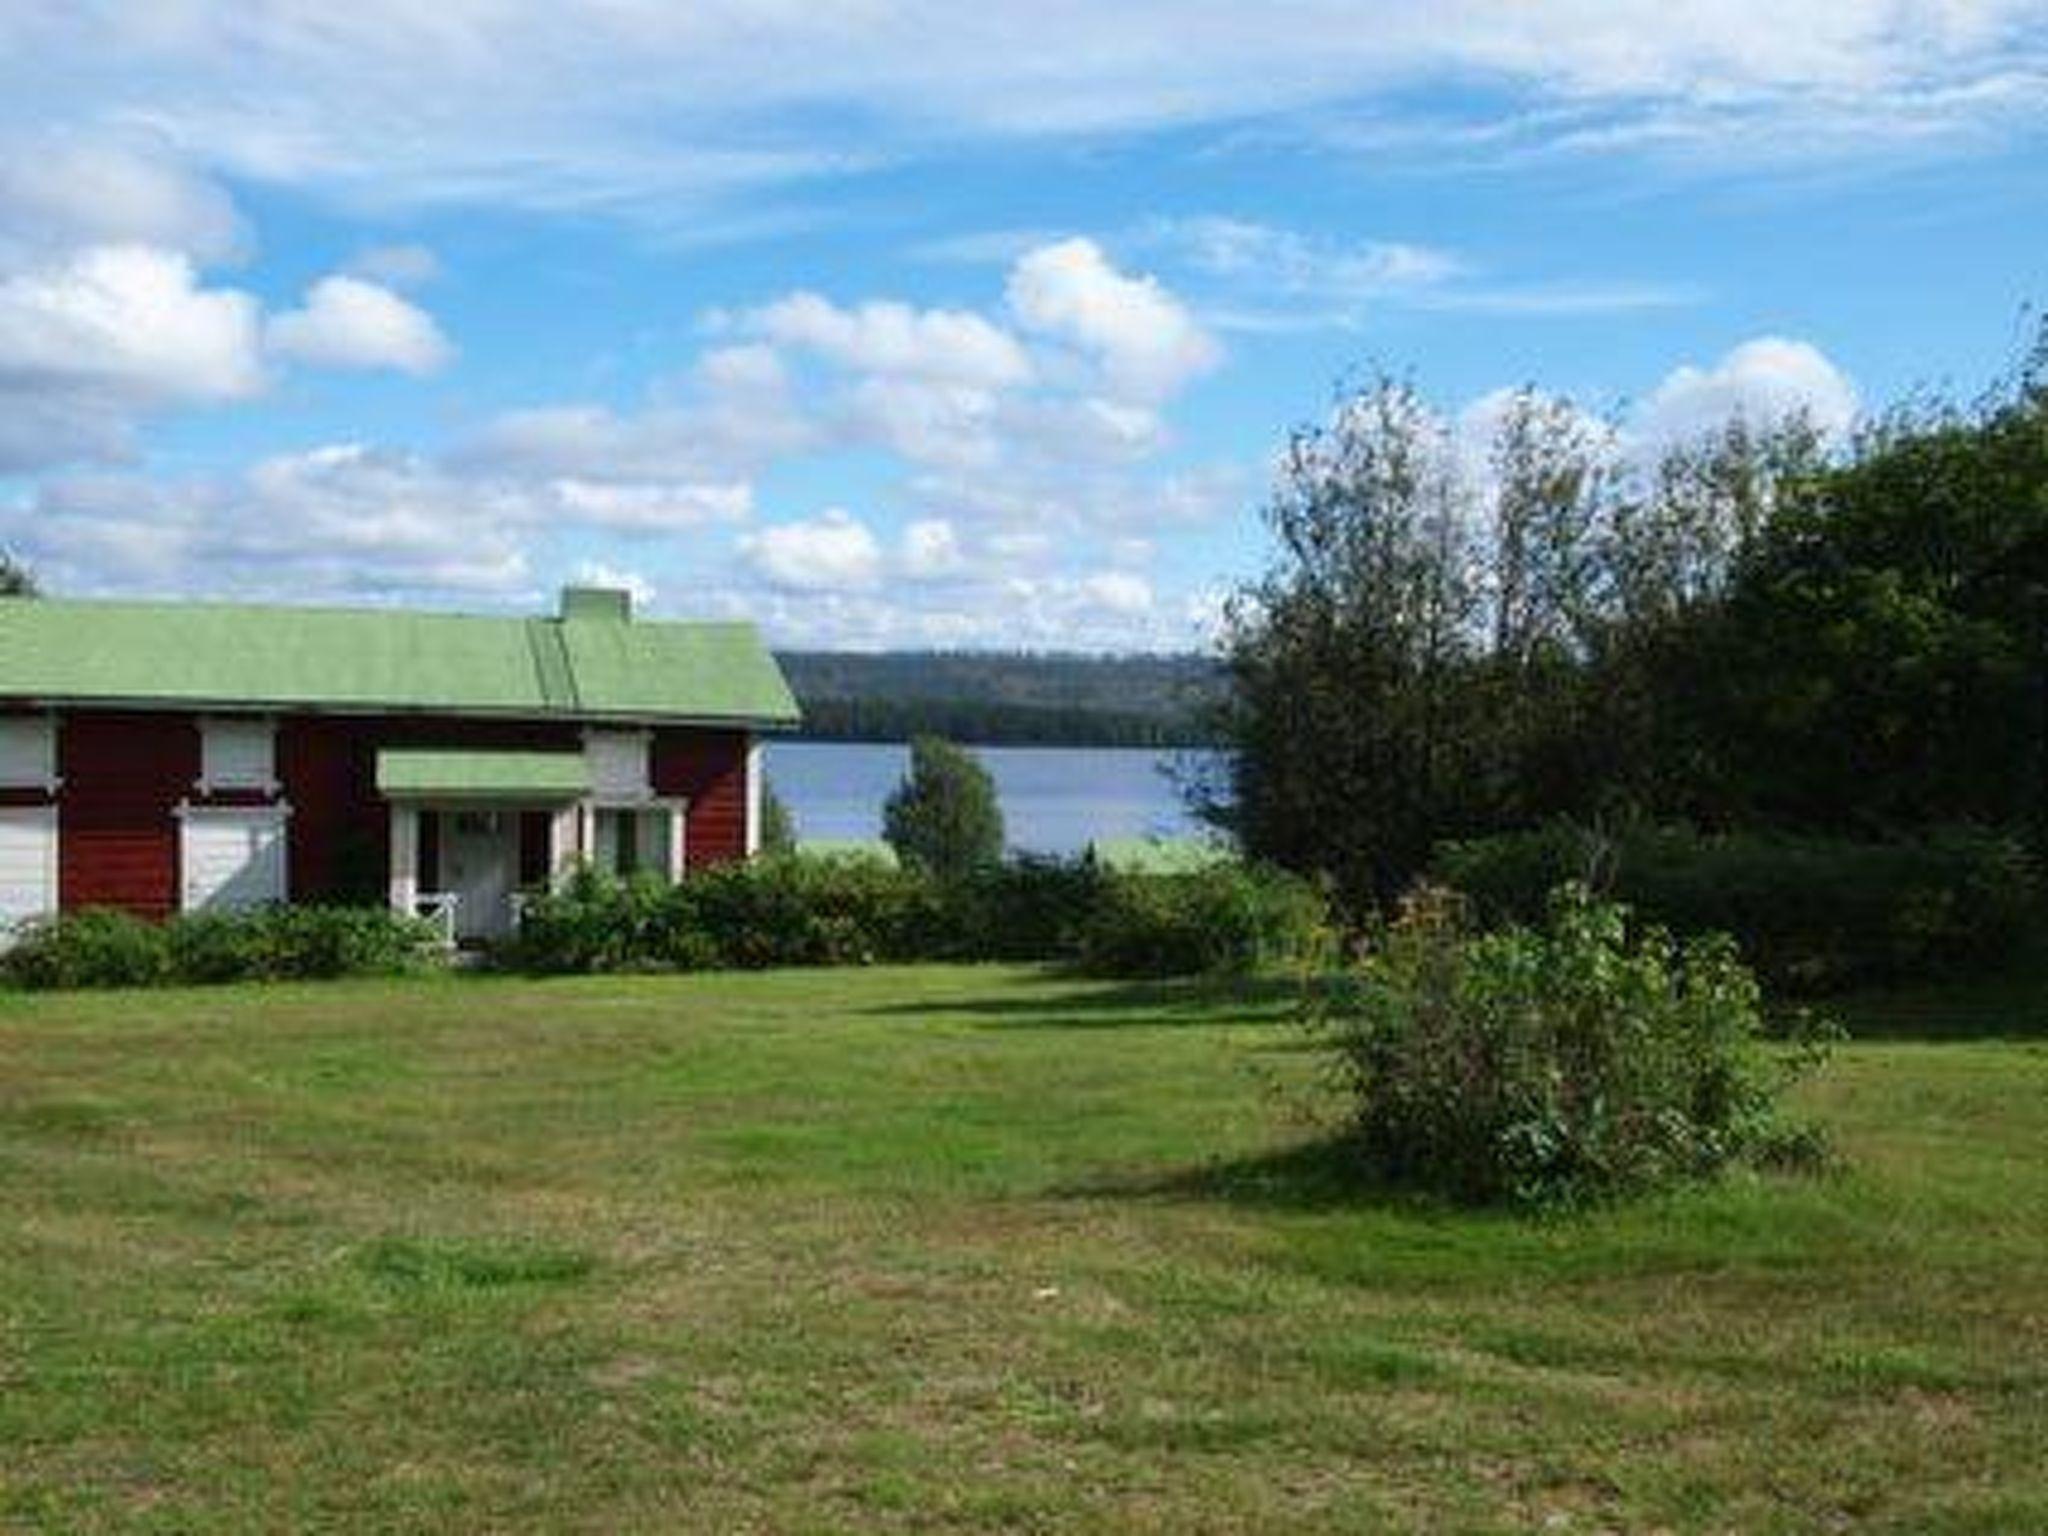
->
[1316,883,1832,1207]
[1076,864,1326,978]
[501,854,1324,978]
[1435,822,2036,994]
[4,908,170,990]
[3,905,434,990]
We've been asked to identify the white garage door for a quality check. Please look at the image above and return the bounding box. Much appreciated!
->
[181,808,288,913]
[0,806,57,931]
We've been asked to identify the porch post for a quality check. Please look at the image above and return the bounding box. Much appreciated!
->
[388,803,419,915]
[744,733,763,857]
[668,803,688,883]
[548,803,581,891]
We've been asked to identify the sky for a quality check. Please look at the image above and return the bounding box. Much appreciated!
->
[0,2,2044,651]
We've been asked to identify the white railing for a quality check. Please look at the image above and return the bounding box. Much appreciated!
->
[413,891,460,950]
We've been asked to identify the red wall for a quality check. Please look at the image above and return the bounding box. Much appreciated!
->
[653,727,749,868]
[47,710,755,918]
[59,711,200,919]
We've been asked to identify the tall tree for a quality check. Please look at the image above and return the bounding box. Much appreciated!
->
[0,552,38,597]
[882,737,1005,877]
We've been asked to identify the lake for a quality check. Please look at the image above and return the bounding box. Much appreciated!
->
[763,741,1213,855]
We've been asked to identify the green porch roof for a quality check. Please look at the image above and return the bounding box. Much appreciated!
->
[376,749,590,799]
[0,590,800,726]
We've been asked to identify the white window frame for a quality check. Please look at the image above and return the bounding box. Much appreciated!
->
[0,714,59,793]
[197,715,279,795]
[175,801,292,913]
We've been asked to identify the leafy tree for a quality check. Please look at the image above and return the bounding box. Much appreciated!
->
[759,777,797,856]
[1210,371,1825,913]
[0,552,37,597]
[882,736,1004,877]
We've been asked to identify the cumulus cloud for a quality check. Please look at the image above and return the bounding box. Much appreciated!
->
[0,244,264,469]
[1007,237,1219,401]
[266,274,453,374]
[742,292,1032,388]
[1637,336,1859,443]
[550,478,753,533]
[740,508,886,592]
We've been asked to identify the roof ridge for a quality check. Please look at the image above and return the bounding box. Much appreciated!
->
[526,619,580,711]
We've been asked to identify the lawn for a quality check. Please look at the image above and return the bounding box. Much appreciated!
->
[1,965,2044,1533]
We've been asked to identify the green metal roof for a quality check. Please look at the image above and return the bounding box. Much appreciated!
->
[0,593,800,725]
[376,749,590,799]
[1086,836,1233,875]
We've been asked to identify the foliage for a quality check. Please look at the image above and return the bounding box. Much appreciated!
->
[3,905,435,989]
[502,853,1323,978]
[1209,372,1826,914]
[1211,334,2048,926]
[882,736,1005,877]
[1076,865,1327,978]
[0,550,38,597]
[4,908,170,989]
[1437,822,2038,995]
[1314,883,1832,1207]
[759,777,798,856]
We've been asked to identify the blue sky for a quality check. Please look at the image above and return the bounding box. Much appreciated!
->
[0,2,2044,649]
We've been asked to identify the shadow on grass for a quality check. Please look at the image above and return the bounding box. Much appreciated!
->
[865,971,1309,1030]
[1057,1135,1444,1214]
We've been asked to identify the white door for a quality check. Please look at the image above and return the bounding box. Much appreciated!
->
[0,806,57,933]
[444,811,517,940]
[182,809,288,913]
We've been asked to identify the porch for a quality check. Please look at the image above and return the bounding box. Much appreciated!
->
[376,749,685,944]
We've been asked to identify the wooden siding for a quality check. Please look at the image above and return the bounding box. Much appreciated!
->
[58,711,199,919]
[653,727,749,868]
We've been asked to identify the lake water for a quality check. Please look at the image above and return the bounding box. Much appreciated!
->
[764,741,1211,855]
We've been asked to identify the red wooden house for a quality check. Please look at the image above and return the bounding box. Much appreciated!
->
[0,586,799,941]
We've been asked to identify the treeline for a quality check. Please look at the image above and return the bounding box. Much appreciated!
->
[1216,334,2048,921]
[777,650,1219,746]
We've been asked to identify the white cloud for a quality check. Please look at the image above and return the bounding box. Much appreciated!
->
[0,244,262,402]
[1079,571,1154,616]
[1637,336,1859,443]
[0,244,264,469]
[0,137,246,265]
[740,508,885,592]
[5,2,2035,221]
[899,518,966,580]
[266,273,453,374]
[550,478,754,533]
[743,292,1032,388]
[1007,238,1220,401]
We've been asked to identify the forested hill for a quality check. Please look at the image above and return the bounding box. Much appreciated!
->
[774,651,1221,747]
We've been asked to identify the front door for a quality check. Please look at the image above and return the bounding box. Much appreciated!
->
[443,810,516,941]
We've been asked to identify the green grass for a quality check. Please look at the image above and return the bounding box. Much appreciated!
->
[1,965,2044,1533]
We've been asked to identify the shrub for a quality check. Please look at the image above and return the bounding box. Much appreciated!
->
[4,905,434,990]
[940,856,1106,961]
[1435,822,2037,994]
[1315,883,1831,1207]
[1077,864,1326,978]
[3,908,170,990]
